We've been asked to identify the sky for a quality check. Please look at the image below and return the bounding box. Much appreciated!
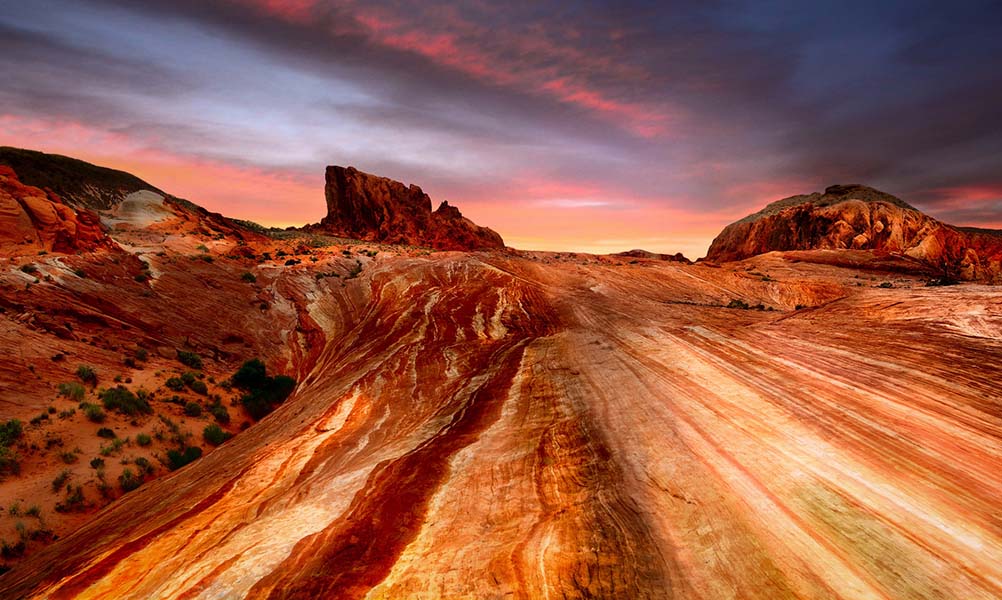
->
[1,0,1001,257]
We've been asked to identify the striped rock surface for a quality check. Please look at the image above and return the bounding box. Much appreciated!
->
[2,253,1001,599]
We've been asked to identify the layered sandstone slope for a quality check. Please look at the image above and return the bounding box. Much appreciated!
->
[314,165,505,250]
[0,166,116,255]
[706,184,1002,282]
[1,251,1001,600]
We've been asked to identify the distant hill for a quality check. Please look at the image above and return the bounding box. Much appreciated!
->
[706,184,1002,282]
[0,146,162,210]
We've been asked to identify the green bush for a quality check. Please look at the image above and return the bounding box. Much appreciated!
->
[99,386,152,416]
[0,447,19,478]
[241,271,257,283]
[232,359,296,421]
[55,485,86,512]
[81,403,106,423]
[99,438,126,456]
[52,469,71,492]
[59,451,78,464]
[184,402,202,417]
[90,457,105,469]
[76,365,97,386]
[165,376,185,391]
[96,427,116,439]
[135,348,149,362]
[119,468,141,492]
[134,456,155,477]
[58,382,86,402]
[181,372,208,395]
[136,433,152,447]
[165,446,202,470]
[207,399,230,424]
[202,424,230,446]
[0,420,23,447]
[176,350,203,370]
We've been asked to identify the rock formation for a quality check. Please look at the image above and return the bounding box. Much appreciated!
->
[615,249,692,263]
[314,165,505,250]
[0,165,115,255]
[706,184,1002,282]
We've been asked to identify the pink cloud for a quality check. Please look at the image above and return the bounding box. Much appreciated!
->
[237,0,674,137]
[0,116,321,226]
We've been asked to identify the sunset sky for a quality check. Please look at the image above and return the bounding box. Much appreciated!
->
[2,0,1000,257]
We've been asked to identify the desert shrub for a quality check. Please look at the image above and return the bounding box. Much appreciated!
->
[207,399,230,424]
[878,281,894,288]
[202,424,230,446]
[90,457,105,469]
[726,299,750,310]
[29,412,49,426]
[184,402,202,417]
[176,350,203,370]
[19,264,37,274]
[165,446,202,470]
[59,451,78,464]
[232,359,296,421]
[99,386,152,416]
[96,427,116,439]
[0,448,19,478]
[134,456,154,476]
[55,485,86,512]
[58,382,85,401]
[136,433,152,446]
[51,469,71,492]
[346,261,362,279]
[135,348,148,362]
[99,438,126,456]
[7,502,20,517]
[119,468,141,492]
[241,271,257,283]
[81,403,105,423]
[0,420,23,447]
[76,365,97,385]
[165,377,185,391]
[1,539,25,559]
[25,505,41,519]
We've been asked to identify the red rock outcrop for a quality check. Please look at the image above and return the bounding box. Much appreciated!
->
[706,184,1002,282]
[314,165,505,250]
[0,165,114,255]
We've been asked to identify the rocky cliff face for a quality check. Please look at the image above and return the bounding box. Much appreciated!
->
[316,166,504,250]
[0,165,115,255]
[706,184,1002,282]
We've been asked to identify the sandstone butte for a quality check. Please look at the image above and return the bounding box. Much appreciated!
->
[0,149,1000,600]
[310,165,505,251]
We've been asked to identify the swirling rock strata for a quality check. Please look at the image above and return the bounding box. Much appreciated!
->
[1,252,1000,600]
